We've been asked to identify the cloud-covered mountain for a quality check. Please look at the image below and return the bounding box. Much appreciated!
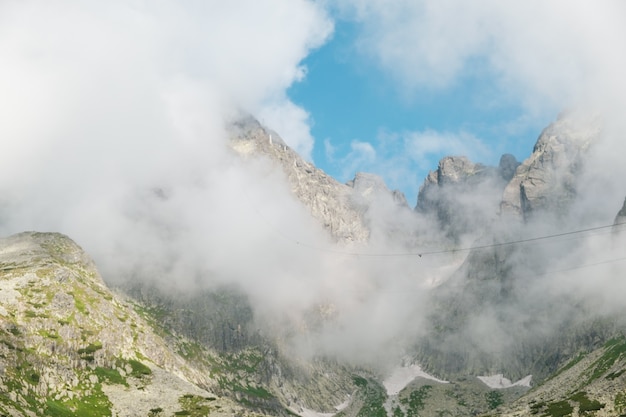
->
[1,112,626,416]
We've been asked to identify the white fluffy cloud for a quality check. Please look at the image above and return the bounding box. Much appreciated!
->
[403,129,491,171]
[256,98,316,160]
[0,0,335,277]
[338,0,626,114]
[0,0,332,187]
[326,129,491,199]
[0,1,437,364]
[328,0,626,205]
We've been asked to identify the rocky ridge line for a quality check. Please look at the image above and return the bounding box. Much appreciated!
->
[228,116,369,243]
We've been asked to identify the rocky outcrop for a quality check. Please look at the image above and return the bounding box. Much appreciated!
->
[500,113,601,220]
[347,172,408,209]
[344,172,420,243]
[416,155,518,237]
[228,116,369,243]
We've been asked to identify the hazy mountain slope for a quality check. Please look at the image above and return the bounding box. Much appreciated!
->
[486,336,626,417]
[0,232,331,417]
[1,113,624,417]
[122,281,357,415]
[417,154,519,238]
[413,112,623,384]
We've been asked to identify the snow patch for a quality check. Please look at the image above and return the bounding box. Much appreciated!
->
[477,374,532,389]
[334,397,350,411]
[383,364,448,395]
[293,396,350,417]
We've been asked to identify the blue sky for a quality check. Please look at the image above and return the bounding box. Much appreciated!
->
[285,16,556,201]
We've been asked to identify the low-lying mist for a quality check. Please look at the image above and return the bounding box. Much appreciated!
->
[1,0,626,377]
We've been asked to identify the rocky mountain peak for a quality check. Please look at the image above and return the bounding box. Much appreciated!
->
[346,172,409,208]
[500,113,601,220]
[416,155,514,238]
[228,115,370,243]
[436,156,485,185]
[498,153,520,182]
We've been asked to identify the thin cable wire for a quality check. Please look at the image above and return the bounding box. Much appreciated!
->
[241,180,626,258]
[255,208,626,258]
[341,255,626,295]
[414,222,626,257]
[535,255,626,277]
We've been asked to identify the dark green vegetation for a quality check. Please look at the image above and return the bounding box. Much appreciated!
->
[172,394,213,417]
[569,392,604,413]
[485,390,503,410]
[615,391,626,415]
[128,358,152,377]
[543,400,573,417]
[94,367,127,386]
[335,376,387,417]
[585,336,626,384]
[392,378,527,417]
[400,385,432,417]
[528,394,604,417]
[44,386,113,417]
[77,342,102,362]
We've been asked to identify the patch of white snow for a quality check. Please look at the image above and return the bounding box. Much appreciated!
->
[383,364,448,395]
[334,397,350,411]
[293,396,351,417]
[477,374,532,389]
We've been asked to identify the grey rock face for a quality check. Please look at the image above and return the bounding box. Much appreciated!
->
[346,171,419,243]
[416,155,514,237]
[499,153,521,182]
[346,172,409,208]
[500,113,601,220]
[228,116,369,242]
[124,282,258,353]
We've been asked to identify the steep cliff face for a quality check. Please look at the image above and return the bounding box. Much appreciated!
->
[416,154,518,238]
[228,116,369,243]
[500,113,601,220]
